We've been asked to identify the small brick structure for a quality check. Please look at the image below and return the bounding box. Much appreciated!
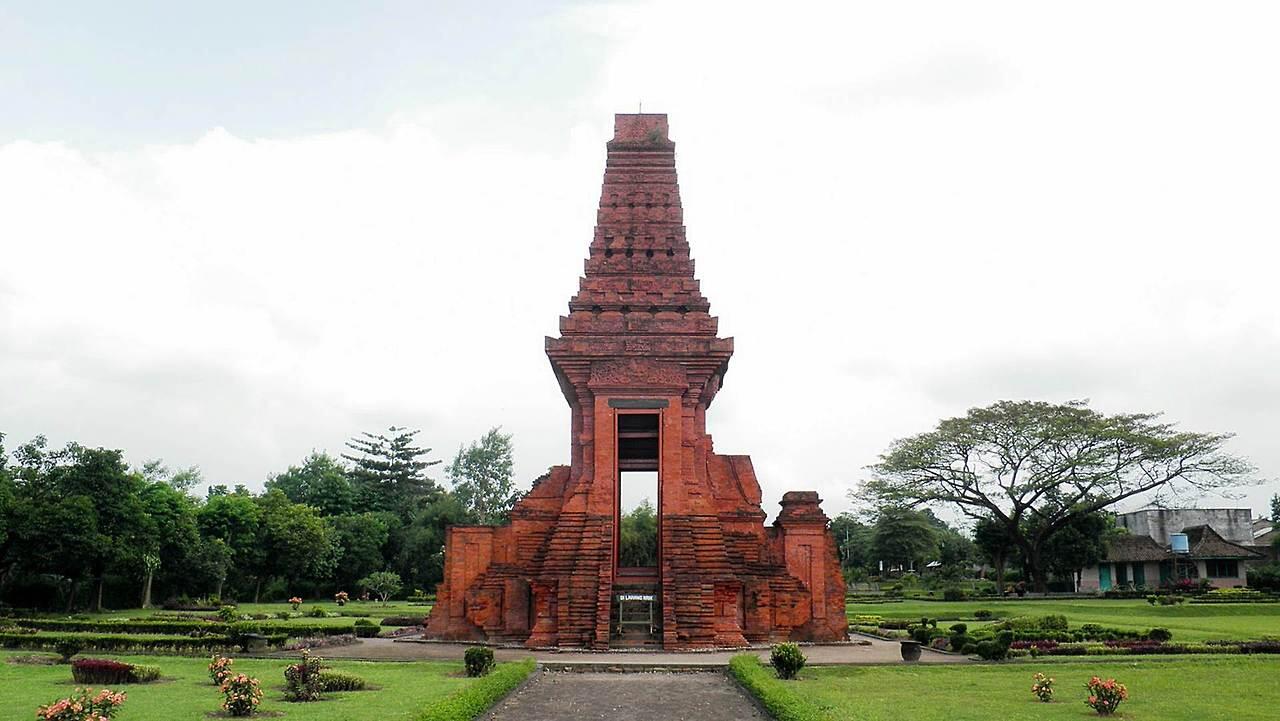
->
[424,114,847,650]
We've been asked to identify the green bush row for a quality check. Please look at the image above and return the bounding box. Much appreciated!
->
[14,618,230,635]
[13,617,357,638]
[417,659,536,721]
[727,655,822,721]
[0,631,242,653]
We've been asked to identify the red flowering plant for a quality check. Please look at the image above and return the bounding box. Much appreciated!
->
[289,596,303,610]
[221,673,263,717]
[208,655,234,685]
[36,687,126,721]
[1085,676,1129,715]
[1031,673,1054,702]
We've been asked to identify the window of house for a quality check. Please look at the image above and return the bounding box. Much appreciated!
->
[1205,559,1239,578]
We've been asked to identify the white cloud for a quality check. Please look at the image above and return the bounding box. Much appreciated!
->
[2,0,1278,520]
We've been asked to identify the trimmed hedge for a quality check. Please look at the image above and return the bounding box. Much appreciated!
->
[318,670,367,692]
[71,658,162,683]
[727,655,823,721]
[15,618,229,635]
[12,618,355,638]
[1,631,241,653]
[381,615,427,627]
[1015,639,1280,657]
[418,659,536,721]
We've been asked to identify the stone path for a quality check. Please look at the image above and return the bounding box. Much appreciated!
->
[295,634,967,666]
[481,671,767,721]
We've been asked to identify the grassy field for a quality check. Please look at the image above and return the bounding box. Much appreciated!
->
[737,655,1280,721]
[2,651,471,721]
[846,598,1280,641]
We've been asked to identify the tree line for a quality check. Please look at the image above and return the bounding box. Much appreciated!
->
[0,426,518,611]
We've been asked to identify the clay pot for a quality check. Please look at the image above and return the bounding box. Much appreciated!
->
[900,640,922,662]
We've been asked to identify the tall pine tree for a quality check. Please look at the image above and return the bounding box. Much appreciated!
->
[342,427,441,515]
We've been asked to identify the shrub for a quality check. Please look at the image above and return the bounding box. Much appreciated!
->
[380,615,425,627]
[910,626,933,644]
[1085,676,1128,715]
[221,673,263,717]
[334,591,350,606]
[1147,627,1173,642]
[275,611,292,620]
[308,606,328,618]
[1031,672,1054,702]
[36,688,127,721]
[209,655,234,685]
[949,633,971,652]
[54,639,84,663]
[942,587,967,601]
[354,619,379,638]
[289,597,303,610]
[1037,614,1069,631]
[975,640,1002,660]
[129,665,161,683]
[948,623,967,635]
[72,659,134,685]
[769,642,807,680]
[464,646,496,677]
[974,609,993,620]
[284,649,324,701]
[1247,563,1280,592]
[318,670,367,692]
[217,605,239,623]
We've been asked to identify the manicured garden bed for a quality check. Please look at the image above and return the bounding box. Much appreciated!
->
[846,597,1280,641]
[2,651,522,721]
[731,654,1280,720]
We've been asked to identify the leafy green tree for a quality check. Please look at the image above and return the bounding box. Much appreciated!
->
[870,506,938,573]
[393,492,472,592]
[328,513,390,592]
[973,515,1014,589]
[342,427,441,515]
[829,512,874,578]
[0,433,15,588]
[136,480,200,606]
[619,498,658,567]
[1272,494,1279,538]
[137,459,203,493]
[1036,510,1118,590]
[447,427,518,525]
[43,443,148,611]
[266,452,354,517]
[863,400,1254,591]
[197,487,264,600]
[358,570,403,604]
[258,490,338,599]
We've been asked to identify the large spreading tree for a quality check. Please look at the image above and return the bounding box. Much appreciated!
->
[862,400,1255,591]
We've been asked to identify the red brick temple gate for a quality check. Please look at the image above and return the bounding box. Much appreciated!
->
[424,114,846,650]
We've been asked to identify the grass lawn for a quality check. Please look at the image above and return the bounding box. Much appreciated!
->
[2,651,471,720]
[846,598,1280,641]
[740,656,1279,721]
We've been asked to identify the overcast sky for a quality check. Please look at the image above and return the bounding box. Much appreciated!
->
[2,1,1278,523]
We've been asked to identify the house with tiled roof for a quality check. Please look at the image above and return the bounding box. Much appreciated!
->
[1079,508,1265,592]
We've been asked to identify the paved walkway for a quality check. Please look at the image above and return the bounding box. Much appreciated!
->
[481,671,767,721]
[294,634,966,666]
